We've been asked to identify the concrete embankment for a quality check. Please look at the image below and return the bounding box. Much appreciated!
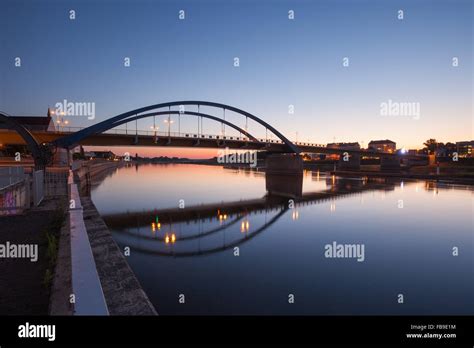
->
[80,196,157,315]
[50,160,157,315]
[73,160,123,194]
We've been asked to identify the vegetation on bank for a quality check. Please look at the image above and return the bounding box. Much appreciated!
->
[42,202,67,289]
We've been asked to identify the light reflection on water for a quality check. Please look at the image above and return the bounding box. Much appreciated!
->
[91,164,474,315]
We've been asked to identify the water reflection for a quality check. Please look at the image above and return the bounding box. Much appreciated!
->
[90,164,474,315]
[106,179,393,257]
[113,207,289,257]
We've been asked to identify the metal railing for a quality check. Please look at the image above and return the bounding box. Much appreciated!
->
[0,166,25,188]
[44,169,69,197]
[32,170,44,206]
[0,179,29,215]
[0,167,29,215]
[48,126,327,147]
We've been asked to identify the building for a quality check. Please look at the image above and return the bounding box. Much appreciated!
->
[368,140,396,153]
[456,141,474,158]
[326,142,360,150]
[9,109,56,132]
[326,142,360,160]
[88,151,116,160]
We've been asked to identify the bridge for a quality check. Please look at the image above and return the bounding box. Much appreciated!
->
[1,101,422,171]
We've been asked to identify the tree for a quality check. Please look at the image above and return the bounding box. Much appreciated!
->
[423,139,438,154]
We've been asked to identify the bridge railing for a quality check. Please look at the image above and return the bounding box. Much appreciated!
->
[52,127,329,147]
[53,127,261,143]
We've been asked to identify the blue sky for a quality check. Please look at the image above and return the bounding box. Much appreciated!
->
[1,0,472,150]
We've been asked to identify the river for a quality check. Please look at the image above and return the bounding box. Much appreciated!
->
[91,163,473,315]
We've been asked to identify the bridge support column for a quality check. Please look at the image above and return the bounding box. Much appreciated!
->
[265,153,303,198]
[53,148,70,167]
[380,155,401,171]
[338,152,360,171]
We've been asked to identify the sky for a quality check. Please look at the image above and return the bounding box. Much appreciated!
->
[1,0,472,158]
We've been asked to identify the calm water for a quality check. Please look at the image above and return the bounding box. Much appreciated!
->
[91,164,474,315]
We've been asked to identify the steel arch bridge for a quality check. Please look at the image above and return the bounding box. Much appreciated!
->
[53,101,301,154]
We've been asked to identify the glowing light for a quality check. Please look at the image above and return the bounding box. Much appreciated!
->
[151,222,156,232]
[165,233,176,244]
[330,202,336,212]
[292,210,299,220]
[240,220,250,233]
[218,213,228,223]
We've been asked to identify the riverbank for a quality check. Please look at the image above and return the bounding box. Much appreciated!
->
[331,169,474,185]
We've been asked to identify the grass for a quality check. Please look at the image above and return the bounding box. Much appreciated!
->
[42,205,66,289]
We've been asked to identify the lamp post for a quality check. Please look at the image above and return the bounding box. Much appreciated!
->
[150,126,159,143]
[56,117,68,132]
[55,111,67,132]
[164,117,174,137]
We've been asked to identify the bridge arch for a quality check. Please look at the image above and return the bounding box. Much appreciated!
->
[54,101,300,153]
[0,112,48,169]
[110,110,259,142]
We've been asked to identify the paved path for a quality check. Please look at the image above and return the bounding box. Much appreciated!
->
[0,202,62,315]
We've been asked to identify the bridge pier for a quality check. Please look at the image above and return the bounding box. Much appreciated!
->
[52,147,70,167]
[338,152,360,170]
[380,155,401,171]
[265,153,303,198]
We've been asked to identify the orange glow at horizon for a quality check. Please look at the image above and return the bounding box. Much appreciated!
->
[85,146,218,159]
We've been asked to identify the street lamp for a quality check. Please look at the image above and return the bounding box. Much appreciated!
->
[163,117,174,137]
[150,125,159,143]
[56,118,69,132]
[54,111,68,132]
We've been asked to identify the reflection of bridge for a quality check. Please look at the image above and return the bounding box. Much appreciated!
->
[103,177,392,228]
[105,178,393,257]
[1,101,419,170]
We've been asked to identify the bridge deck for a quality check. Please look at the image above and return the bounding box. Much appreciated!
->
[0,129,410,157]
